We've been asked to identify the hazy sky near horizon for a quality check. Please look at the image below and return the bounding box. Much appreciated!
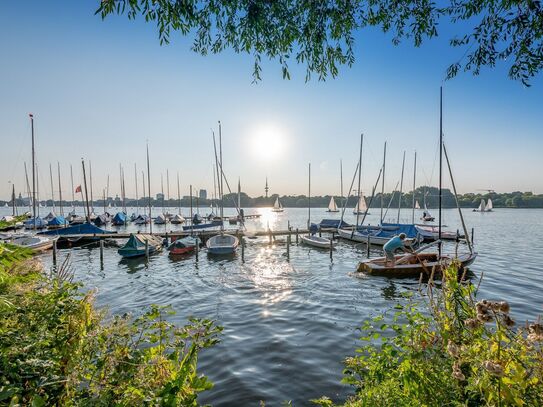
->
[1,1,542,201]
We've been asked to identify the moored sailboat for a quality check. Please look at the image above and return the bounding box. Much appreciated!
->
[118,233,163,258]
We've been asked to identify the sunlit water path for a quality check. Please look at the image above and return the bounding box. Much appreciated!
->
[5,207,541,406]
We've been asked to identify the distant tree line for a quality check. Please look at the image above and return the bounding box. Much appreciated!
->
[4,188,543,210]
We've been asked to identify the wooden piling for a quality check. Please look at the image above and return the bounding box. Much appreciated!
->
[329,233,333,261]
[145,239,149,261]
[99,239,104,268]
[296,228,299,244]
[241,236,245,263]
[286,233,290,261]
[52,239,57,266]
[366,235,371,258]
[471,228,474,245]
[195,236,199,262]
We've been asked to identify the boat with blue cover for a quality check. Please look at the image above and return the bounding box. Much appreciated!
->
[118,233,163,258]
[111,212,127,226]
[47,215,67,229]
[338,223,420,246]
[24,217,47,229]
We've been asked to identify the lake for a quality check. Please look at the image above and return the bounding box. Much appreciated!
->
[5,206,542,406]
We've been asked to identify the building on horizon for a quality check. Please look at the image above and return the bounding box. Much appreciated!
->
[199,189,207,200]
[156,193,165,201]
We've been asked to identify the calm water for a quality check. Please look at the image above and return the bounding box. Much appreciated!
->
[5,206,543,406]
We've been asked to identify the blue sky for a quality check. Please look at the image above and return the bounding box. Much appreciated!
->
[1,1,542,201]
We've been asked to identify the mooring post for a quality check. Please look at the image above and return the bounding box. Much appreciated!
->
[52,239,57,266]
[241,236,245,263]
[268,229,272,245]
[195,236,199,262]
[367,235,371,258]
[99,239,104,269]
[286,233,290,261]
[164,232,169,246]
[145,239,149,261]
[329,234,333,261]
[296,228,299,244]
[471,227,474,245]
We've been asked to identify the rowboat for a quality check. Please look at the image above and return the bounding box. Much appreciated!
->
[415,225,464,241]
[338,223,420,247]
[168,236,199,255]
[206,233,239,255]
[301,234,334,249]
[118,233,163,258]
[11,235,58,252]
[357,250,477,278]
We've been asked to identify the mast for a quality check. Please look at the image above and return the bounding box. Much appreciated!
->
[212,163,217,213]
[57,162,63,217]
[70,164,75,210]
[308,163,311,229]
[89,161,94,213]
[237,177,241,210]
[103,188,106,214]
[30,114,36,228]
[141,171,145,216]
[24,162,32,214]
[36,164,40,218]
[166,169,170,211]
[218,121,224,222]
[380,141,387,224]
[189,184,193,230]
[176,172,181,215]
[340,159,344,205]
[411,151,417,224]
[146,143,152,234]
[134,163,139,215]
[81,159,91,223]
[11,184,16,216]
[438,86,443,251]
[161,173,165,215]
[106,174,110,206]
[49,163,56,213]
[355,134,363,227]
[397,151,406,224]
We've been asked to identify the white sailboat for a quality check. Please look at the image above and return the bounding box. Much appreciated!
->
[353,193,369,215]
[272,197,284,212]
[415,200,421,209]
[485,198,493,211]
[301,163,334,249]
[326,196,339,212]
[421,204,435,221]
[473,199,486,212]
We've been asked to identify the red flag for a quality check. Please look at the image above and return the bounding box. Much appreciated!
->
[75,185,82,193]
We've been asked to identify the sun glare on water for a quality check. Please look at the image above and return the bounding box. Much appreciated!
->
[250,124,286,161]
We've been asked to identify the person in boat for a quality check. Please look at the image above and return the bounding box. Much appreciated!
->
[383,233,412,266]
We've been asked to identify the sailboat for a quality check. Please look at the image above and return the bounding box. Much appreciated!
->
[353,193,369,215]
[301,163,334,249]
[421,205,435,221]
[118,233,163,258]
[474,198,493,212]
[272,197,284,212]
[358,87,477,277]
[415,200,421,209]
[326,196,339,213]
[206,122,239,255]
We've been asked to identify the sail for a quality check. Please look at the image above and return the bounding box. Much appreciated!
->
[273,197,280,209]
[415,200,421,209]
[485,198,493,211]
[355,195,367,212]
[328,197,337,211]
[477,199,486,212]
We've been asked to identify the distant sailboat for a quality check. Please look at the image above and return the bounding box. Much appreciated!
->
[272,197,284,212]
[473,198,493,212]
[415,200,421,209]
[353,194,369,215]
[326,197,339,213]
[421,204,435,221]
[485,198,493,211]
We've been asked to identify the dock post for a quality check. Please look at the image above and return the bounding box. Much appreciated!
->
[471,227,474,245]
[366,235,371,258]
[296,228,299,245]
[329,234,333,261]
[52,239,57,266]
[195,236,199,262]
[145,239,149,261]
[100,239,104,269]
[286,233,290,261]
[241,236,245,263]
[268,229,272,245]
[164,232,169,246]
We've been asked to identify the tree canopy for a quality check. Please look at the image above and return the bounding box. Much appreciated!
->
[97,0,543,85]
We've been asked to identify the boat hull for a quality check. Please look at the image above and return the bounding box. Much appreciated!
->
[301,235,334,249]
[357,252,477,278]
[206,234,239,255]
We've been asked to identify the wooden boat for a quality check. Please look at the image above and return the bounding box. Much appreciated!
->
[326,197,339,212]
[272,197,284,212]
[206,233,239,255]
[118,233,163,258]
[357,250,477,278]
[11,235,58,252]
[168,236,199,255]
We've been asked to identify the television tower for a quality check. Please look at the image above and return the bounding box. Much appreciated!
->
[265,177,269,198]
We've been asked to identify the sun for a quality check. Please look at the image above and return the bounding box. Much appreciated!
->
[250,124,286,161]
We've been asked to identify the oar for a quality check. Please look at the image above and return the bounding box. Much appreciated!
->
[396,240,441,265]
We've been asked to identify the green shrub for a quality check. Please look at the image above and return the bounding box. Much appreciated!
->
[315,264,543,407]
[0,244,221,406]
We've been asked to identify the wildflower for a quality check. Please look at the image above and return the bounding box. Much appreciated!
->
[501,314,515,328]
[464,318,481,329]
[483,361,504,377]
[447,341,460,357]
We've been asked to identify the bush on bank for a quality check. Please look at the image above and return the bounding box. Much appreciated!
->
[0,243,221,406]
[315,264,543,407]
